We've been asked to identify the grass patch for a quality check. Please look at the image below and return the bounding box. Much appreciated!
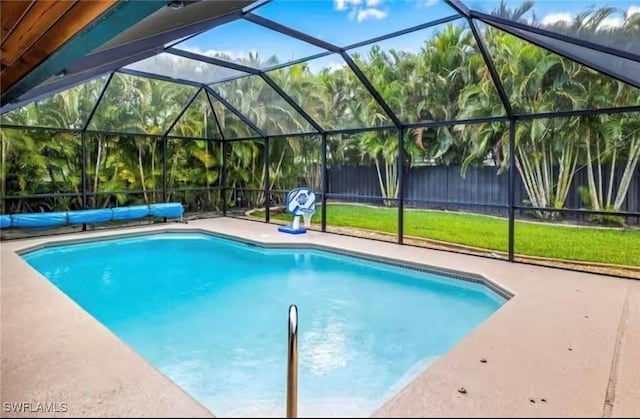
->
[256,204,640,267]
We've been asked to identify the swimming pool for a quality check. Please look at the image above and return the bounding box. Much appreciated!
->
[22,232,506,417]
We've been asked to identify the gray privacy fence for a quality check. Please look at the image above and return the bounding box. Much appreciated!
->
[327,164,640,220]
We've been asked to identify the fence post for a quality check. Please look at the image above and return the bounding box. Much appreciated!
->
[264,137,270,223]
[81,132,87,231]
[221,140,227,217]
[162,137,168,223]
[508,120,516,262]
[162,137,168,204]
[321,133,327,232]
[397,127,405,244]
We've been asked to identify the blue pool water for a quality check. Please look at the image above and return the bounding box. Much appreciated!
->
[23,232,505,417]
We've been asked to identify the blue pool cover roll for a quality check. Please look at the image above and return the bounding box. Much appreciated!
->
[2,202,184,229]
[112,205,151,221]
[129,205,151,219]
[11,212,68,228]
[110,207,130,221]
[149,203,184,218]
[67,209,113,224]
[0,215,11,229]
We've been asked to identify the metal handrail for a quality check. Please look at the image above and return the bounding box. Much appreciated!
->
[287,304,298,418]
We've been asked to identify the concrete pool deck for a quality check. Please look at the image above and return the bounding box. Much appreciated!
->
[1,218,638,418]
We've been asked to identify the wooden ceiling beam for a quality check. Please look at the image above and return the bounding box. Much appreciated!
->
[1,0,35,44]
[1,0,118,90]
[1,0,77,69]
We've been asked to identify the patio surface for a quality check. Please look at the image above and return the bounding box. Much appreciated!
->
[1,218,638,417]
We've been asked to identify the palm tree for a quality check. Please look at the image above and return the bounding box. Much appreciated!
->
[491,0,534,21]
[461,24,586,211]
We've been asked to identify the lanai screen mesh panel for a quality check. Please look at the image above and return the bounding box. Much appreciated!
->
[253,0,461,47]
[477,21,640,114]
[172,18,326,69]
[124,53,250,85]
[1,76,109,129]
[470,0,640,56]
[347,19,507,123]
[210,76,314,135]
[87,73,197,134]
[265,53,393,130]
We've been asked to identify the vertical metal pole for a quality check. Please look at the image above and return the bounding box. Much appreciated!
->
[321,133,327,232]
[508,120,516,261]
[81,132,87,231]
[221,140,227,216]
[287,304,298,419]
[264,137,270,223]
[163,137,168,203]
[397,128,404,244]
[162,137,168,223]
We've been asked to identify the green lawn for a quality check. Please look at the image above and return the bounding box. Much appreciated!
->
[257,204,640,267]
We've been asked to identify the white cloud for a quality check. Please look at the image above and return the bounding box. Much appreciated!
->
[423,0,439,6]
[356,7,388,21]
[541,7,637,31]
[336,0,388,22]
[183,46,255,63]
[334,0,361,11]
[597,16,625,29]
[541,12,572,26]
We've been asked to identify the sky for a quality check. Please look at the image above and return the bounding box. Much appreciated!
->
[175,0,460,69]
[168,0,639,74]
